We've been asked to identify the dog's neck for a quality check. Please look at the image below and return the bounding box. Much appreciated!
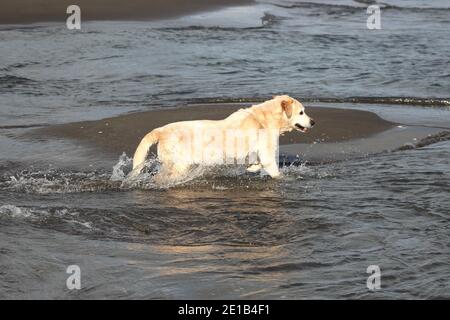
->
[249,100,290,134]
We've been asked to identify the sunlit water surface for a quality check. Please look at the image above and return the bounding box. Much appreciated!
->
[1,0,449,299]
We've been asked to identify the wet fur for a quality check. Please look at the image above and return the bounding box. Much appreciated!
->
[132,95,314,180]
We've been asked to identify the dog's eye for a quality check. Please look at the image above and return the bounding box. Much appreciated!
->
[299,111,304,115]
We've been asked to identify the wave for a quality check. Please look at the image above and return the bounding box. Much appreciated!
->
[264,0,450,12]
[0,62,40,73]
[0,205,94,229]
[185,96,450,107]
[0,75,43,96]
[0,124,47,130]
[155,12,282,32]
[0,75,35,87]
[154,12,283,32]
[0,205,94,231]
[395,130,450,151]
[307,97,450,107]
[0,168,121,194]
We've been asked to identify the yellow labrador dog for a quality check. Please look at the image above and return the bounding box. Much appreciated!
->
[132,95,315,179]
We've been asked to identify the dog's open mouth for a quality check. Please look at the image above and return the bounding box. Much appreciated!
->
[295,124,309,133]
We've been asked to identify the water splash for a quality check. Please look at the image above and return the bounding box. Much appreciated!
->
[1,168,120,194]
[110,152,132,181]
[0,205,34,219]
[0,204,93,230]
[0,152,324,194]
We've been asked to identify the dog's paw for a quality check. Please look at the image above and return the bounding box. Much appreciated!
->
[270,172,282,179]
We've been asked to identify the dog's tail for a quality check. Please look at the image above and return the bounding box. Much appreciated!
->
[132,129,160,172]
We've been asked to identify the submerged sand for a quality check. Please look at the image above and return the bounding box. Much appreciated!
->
[33,103,396,157]
[0,0,253,24]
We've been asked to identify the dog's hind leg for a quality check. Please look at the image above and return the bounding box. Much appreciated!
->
[153,162,188,184]
[158,162,190,182]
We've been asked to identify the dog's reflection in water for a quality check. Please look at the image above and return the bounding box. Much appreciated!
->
[129,184,297,243]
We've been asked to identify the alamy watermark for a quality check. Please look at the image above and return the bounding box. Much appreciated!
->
[366,265,381,290]
[66,265,81,290]
[168,128,279,165]
[66,5,81,30]
[366,5,381,30]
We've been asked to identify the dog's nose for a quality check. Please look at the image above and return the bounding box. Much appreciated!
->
[310,119,315,126]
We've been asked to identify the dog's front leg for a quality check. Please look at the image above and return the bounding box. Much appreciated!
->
[258,130,281,178]
[259,149,280,178]
[262,161,281,178]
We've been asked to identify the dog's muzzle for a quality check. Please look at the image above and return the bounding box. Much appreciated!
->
[295,119,315,132]
[295,123,308,132]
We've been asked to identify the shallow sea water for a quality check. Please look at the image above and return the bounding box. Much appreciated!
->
[0,0,449,299]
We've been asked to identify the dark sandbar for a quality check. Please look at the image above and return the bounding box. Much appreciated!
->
[0,0,253,24]
[33,103,396,157]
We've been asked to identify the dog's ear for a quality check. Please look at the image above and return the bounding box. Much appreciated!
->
[281,99,293,118]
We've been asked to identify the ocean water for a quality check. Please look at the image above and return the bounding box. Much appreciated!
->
[0,0,450,299]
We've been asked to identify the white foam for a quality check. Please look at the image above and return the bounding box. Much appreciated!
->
[0,205,33,219]
[151,4,272,29]
[0,205,56,221]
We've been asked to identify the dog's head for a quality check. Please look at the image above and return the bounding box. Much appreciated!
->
[273,95,315,133]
